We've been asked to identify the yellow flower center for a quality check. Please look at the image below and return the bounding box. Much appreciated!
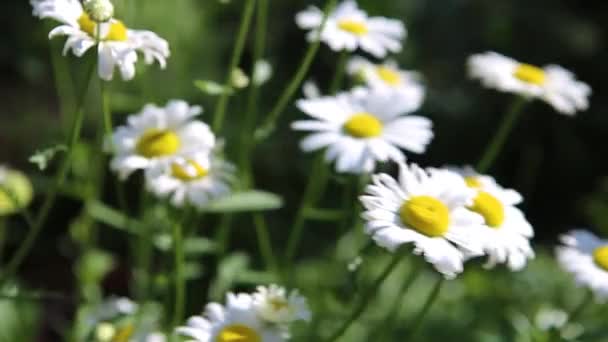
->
[135,129,181,158]
[77,13,128,41]
[343,113,383,138]
[469,191,505,228]
[171,160,209,181]
[216,324,261,342]
[593,246,608,272]
[338,19,369,36]
[464,176,482,189]
[111,324,134,342]
[400,195,450,237]
[376,66,401,86]
[514,63,546,85]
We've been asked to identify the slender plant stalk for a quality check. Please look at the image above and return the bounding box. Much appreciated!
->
[284,154,329,266]
[212,0,257,132]
[0,60,96,283]
[329,50,348,93]
[405,277,445,338]
[325,253,403,342]
[253,213,277,272]
[255,0,339,141]
[0,219,5,264]
[172,218,185,329]
[476,96,528,173]
[568,289,593,322]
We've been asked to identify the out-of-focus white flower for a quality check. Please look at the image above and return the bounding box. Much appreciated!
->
[177,293,285,342]
[535,307,568,331]
[347,56,425,108]
[360,163,486,279]
[31,0,170,81]
[557,229,608,301]
[253,60,273,86]
[468,51,591,115]
[292,87,432,174]
[145,151,234,209]
[454,167,535,271]
[252,284,311,325]
[302,79,321,99]
[296,0,405,58]
[107,100,215,180]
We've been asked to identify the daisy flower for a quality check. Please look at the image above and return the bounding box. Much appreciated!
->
[346,56,425,108]
[252,284,311,325]
[145,151,234,209]
[456,167,535,270]
[557,230,608,301]
[108,100,215,180]
[31,0,170,81]
[291,87,433,174]
[295,0,405,58]
[359,163,486,279]
[177,293,285,342]
[467,51,591,115]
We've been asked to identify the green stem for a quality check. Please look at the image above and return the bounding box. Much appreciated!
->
[172,218,185,329]
[254,0,339,141]
[568,289,593,322]
[284,155,329,267]
[0,60,96,283]
[328,50,348,94]
[405,277,444,338]
[476,96,528,173]
[253,213,277,272]
[212,0,257,132]
[0,218,5,264]
[325,253,403,342]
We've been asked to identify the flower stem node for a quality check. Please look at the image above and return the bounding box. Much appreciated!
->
[83,0,115,23]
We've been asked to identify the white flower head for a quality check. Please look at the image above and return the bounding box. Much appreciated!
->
[31,0,170,81]
[296,0,405,58]
[556,229,608,301]
[252,284,311,325]
[453,167,535,271]
[347,56,425,108]
[177,293,285,342]
[467,51,591,115]
[292,87,433,174]
[108,100,215,180]
[360,163,486,279]
[145,151,234,209]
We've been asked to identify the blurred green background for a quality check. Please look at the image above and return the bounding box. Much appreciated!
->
[2,0,608,340]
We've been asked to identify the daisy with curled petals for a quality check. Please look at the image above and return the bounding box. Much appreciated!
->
[295,0,405,58]
[145,151,234,209]
[31,0,170,81]
[252,284,311,325]
[347,56,425,108]
[468,51,591,115]
[359,163,486,279]
[557,230,608,301]
[177,293,285,342]
[108,100,215,180]
[291,88,433,174]
[456,167,535,271]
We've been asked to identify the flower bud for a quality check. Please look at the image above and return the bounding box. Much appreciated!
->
[230,68,250,89]
[0,167,33,216]
[83,0,115,23]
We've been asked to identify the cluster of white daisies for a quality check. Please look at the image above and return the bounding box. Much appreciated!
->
[26,0,608,338]
[177,285,310,342]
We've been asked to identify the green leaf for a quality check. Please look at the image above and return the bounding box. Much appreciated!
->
[201,190,283,213]
[28,144,67,171]
[209,253,249,300]
[194,80,234,96]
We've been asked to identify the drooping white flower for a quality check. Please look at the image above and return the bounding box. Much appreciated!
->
[107,100,215,180]
[252,284,311,325]
[347,56,425,108]
[296,0,405,58]
[145,151,233,209]
[360,163,486,279]
[177,293,285,342]
[31,0,170,81]
[467,51,591,115]
[455,167,534,271]
[292,87,432,174]
[557,230,608,301]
